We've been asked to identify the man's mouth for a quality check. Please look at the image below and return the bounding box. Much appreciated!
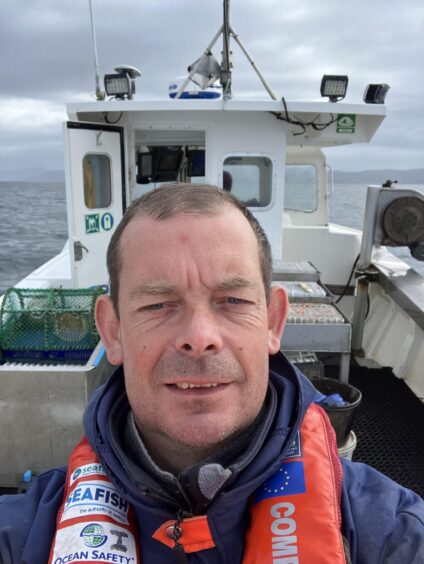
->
[165,381,231,395]
[173,382,220,390]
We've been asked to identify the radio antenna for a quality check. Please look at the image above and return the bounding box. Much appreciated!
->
[175,0,276,101]
[88,0,105,100]
[221,0,232,98]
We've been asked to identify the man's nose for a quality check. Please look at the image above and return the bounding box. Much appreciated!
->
[175,306,224,357]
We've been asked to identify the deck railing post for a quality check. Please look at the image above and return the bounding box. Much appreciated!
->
[351,186,382,354]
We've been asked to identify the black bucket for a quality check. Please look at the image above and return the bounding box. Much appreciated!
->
[311,378,362,447]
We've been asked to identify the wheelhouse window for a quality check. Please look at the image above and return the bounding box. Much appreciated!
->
[284,165,317,212]
[223,155,273,207]
[133,129,207,199]
[83,154,112,209]
[134,145,206,198]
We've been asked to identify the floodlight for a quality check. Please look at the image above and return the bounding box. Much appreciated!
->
[363,83,390,104]
[104,65,141,100]
[104,73,131,98]
[320,75,348,102]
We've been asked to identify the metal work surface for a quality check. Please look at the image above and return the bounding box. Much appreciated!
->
[326,364,424,498]
[276,281,333,303]
[287,303,345,324]
[273,260,320,281]
[276,260,352,382]
[282,323,351,353]
[282,307,351,383]
[283,303,351,353]
[376,265,424,331]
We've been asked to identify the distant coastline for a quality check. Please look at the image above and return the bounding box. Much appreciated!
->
[334,169,424,185]
[0,169,66,183]
[0,168,423,185]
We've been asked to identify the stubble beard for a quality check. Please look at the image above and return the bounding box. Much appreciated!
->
[131,351,266,471]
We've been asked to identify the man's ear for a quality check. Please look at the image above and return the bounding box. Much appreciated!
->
[267,285,289,354]
[95,294,123,365]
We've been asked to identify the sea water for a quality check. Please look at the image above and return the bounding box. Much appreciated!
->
[0,181,67,294]
[0,181,423,294]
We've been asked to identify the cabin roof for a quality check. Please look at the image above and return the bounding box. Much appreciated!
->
[66,98,386,148]
[67,97,386,117]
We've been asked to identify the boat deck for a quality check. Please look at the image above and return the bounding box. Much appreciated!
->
[325,362,424,498]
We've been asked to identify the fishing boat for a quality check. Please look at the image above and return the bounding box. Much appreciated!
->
[1,0,423,494]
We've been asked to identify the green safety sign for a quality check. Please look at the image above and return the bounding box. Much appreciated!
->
[337,114,356,133]
[85,214,100,234]
[85,213,114,234]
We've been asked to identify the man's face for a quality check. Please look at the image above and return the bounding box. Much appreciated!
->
[97,207,287,451]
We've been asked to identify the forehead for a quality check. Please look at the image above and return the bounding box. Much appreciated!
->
[119,208,261,281]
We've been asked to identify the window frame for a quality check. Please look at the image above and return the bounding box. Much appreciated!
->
[221,152,276,210]
[82,152,113,210]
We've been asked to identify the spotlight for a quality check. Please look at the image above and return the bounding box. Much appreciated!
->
[104,73,131,98]
[320,75,348,102]
[363,83,390,104]
[104,65,141,100]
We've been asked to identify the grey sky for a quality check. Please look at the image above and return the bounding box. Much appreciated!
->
[1,0,423,173]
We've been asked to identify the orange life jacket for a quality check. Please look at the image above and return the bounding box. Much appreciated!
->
[49,403,345,563]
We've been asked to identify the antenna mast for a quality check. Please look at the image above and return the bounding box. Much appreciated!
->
[175,0,277,101]
[88,0,105,100]
[221,0,232,98]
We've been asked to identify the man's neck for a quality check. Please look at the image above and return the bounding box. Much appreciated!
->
[133,403,268,475]
[136,424,248,475]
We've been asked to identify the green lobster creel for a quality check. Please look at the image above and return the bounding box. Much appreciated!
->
[0,287,107,362]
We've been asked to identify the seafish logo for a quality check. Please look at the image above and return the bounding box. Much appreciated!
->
[80,523,107,548]
[70,463,106,484]
[72,468,82,481]
[63,480,129,525]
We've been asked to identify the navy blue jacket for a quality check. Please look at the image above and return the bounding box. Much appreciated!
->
[1,354,423,563]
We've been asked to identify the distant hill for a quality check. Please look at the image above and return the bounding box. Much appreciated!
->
[34,170,65,183]
[0,168,46,182]
[0,168,65,183]
[334,169,424,185]
[1,167,423,185]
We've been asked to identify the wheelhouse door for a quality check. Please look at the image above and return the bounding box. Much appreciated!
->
[64,122,125,288]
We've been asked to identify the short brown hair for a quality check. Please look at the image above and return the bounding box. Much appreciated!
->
[107,183,273,313]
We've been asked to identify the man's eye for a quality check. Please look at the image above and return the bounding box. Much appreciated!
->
[143,303,165,311]
[227,297,247,304]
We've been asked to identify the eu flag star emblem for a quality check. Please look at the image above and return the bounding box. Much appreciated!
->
[253,462,306,504]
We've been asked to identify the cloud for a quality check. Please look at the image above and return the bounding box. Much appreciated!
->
[0,0,423,172]
[0,98,66,130]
